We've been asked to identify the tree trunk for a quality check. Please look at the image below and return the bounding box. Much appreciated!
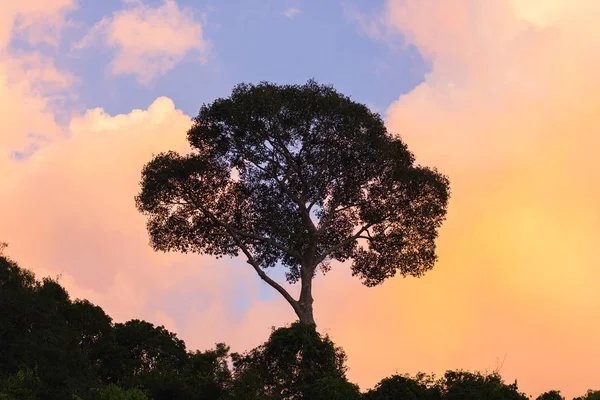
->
[297,266,315,325]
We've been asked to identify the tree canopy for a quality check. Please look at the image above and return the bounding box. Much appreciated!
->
[135,80,450,324]
[1,250,597,399]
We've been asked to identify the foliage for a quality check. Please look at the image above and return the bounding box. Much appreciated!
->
[574,390,600,400]
[135,80,450,324]
[439,370,528,400]
[537,391,566,400]
[2,246,599,400]
[366,371,533,400]
[73,384,149,400]
[0,368,41,400]
[230,322,354,399]
[183,343,233,399]
[0,254,232,400]
[364,373,441,400]
[0,255,98,398]
[101,319,187,384]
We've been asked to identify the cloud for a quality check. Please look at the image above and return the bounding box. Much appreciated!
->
[333,0,600,398]
[2,97,193,318]
[0,0,76,47]
[341,2,386,40]
[0,90,299,350]
[0,1,75,176]
[281,7,301,19]
[75,0,208,85]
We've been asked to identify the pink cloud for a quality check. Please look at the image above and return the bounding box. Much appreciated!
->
[0,1,75,172]
[75,0,209,84]
[0,0,76,47]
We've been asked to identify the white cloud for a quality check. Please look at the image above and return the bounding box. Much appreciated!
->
[282,7,301,19]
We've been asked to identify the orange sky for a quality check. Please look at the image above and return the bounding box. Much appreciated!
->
[1,1,599,398]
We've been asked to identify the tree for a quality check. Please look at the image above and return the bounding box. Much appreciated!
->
[0,368,41,400]
[0,254,103,399]
[67,299,114,377]
[574,390,600,400]
[439,371,528,400]
[135,80,450,325]
[182,343,232,399]
[230,322,355,399]
[364,373,441,400]
[536,390,565,400]
[79,384,148,400]
[99,320,188,387]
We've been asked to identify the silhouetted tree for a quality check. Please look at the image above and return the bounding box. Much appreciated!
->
[0,254,99,398]
[230,322,357,399]
[439,370,528,400]
[99,320,187,388]
[536,390,565,400]
[574,390,600,400]
[0,368,41,400]
[135,80,450,325]
[78,384,148,400]
[4,251,600,399]
[364,373,441,400]
[182,343,233,399]
[67,299,114,378]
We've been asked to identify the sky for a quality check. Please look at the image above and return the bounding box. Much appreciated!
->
[0,0,599,398]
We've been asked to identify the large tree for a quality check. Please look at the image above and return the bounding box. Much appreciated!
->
[135,80,450,325]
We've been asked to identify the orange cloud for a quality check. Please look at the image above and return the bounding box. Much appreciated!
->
[328,0,600,398]
[0,92,295,347]
[75,0,208,84]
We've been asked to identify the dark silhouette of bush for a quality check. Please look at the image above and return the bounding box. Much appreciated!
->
[230,322,358,399]
[574,390,600,400]
[364,373,441,400]
[537,390,566,400]
[439,370,528,400]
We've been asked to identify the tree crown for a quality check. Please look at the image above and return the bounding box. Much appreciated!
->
[136,80,449,286]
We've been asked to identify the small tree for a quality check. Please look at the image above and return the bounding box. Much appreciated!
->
[574,390,600,400]
[440,371,528,400]
[365,373,441,400]
[136,80,450,325]
[230,322,356,399]
[536,390,565,400]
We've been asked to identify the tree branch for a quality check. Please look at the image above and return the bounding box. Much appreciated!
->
[244,151,317,238]
[181,192,302,260]
[316,222,376,264]
[191,199,300,312]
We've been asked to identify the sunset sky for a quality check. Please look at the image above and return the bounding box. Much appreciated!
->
[1,0,599,398]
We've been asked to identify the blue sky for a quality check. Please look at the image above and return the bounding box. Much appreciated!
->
[13,0,428,118]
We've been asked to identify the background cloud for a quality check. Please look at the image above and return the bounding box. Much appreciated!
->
[282,8,301,19]
[75,0,208,84]
[0,0,75,177]
[357,0,600,396]
[0,0,76,47]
